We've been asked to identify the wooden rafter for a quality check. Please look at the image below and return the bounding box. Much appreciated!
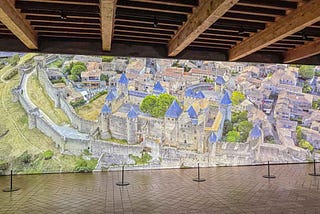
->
[100,0,117,51]
[284,38,320,63]
[0,0,37,49]
[229,0,320,61]
[168,0,239,57]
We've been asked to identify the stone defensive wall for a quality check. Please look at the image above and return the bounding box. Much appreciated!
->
[92,140,142,158]
[37,61,98,134]
[14,70,145,157]
[13,73,89,154]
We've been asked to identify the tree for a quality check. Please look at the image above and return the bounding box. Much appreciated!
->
[140,95,157,114]
[9,54,20,66]
[299,65,315,80]
[231,111,248,123]
[100,74,109,83]
[302,83,312,93]
[140,94,177,118]
[153,94,177,118]
[62,62,73,75]
[71,64,86,76]
[226,131,241,142]
[296,126,303,142]
[223,120,233,136]
[20,151,32,164]
[68,74,78,82]
[312,99,320,110]
[299,139,314,152]
[101,56,114,62]
[231,91,245,105]
[237,120,253,142]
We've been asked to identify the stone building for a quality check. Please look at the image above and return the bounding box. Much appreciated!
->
[99,72,232,154]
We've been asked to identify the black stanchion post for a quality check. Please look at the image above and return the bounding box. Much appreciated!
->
[193,163,206,182]
[10,170,13,190]
[3,170,20,192]
[263,161,276,179]
[309,159,320,176]
[116,165,130,186]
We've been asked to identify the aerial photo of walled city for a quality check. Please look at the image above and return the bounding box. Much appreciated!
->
[0,53,320,174]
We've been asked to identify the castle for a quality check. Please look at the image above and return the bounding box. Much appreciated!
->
[99,72,232,154]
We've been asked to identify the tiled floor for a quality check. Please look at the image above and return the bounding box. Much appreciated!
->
[1,164,320,213]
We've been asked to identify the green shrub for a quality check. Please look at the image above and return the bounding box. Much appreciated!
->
[83,149,91,156]
[51,78,66,84]
[3,69,18,80]
[299,140,314,152]
[89,90,108,103]
[129,152,152,165]
[20,151,32,164]
[101,56,114,62]
[43,150,54,160]
[74,157,97,172]
[70,99,86,108]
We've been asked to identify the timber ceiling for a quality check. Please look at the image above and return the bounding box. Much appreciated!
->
[0,0,319,64]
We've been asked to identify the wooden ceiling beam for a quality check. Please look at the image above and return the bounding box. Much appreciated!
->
[113,36,167,45]
[237,0,297,10]
[21,9,100,19]
[229,5,286,17]
[26,15,100,25]
[15,1,100,13]
[284,38,320,63]
[229,0,320,61]
[31,21,99,29]
[127,0,198,8]
[100,0,117,51]
[168,0,239,57]
[15,0,99,6]
[116,0,192,15]
[0,0,37,49]
[221,12,275,23]
[116,16,181,27]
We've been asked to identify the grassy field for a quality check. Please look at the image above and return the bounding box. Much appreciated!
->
[76,95,106,121]
[0,54,88,174]
[27,73,70,125]
[0,54,57,159]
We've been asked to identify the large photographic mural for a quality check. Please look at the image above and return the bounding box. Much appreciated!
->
[0,53,320,174]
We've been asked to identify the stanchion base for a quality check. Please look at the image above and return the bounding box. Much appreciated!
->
[116,182,130,186]
[3,187,20,192]
[263,175,276,179]
[192,178,206,182]
[309,173,320,176]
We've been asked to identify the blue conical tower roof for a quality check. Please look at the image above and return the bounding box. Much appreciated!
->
[106,91,116,101]
[185,88,194,97]
[101,104,111,114]
[153,81,165,93]
[118,73,128,85]
[165,100,182,118]
[250,124,262,139]
[216,76,226,85]
[220,92,232,105]
[208,132,218,143]
[187,106,197,119]
[127,106,138,119]
[195,91,205,99]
